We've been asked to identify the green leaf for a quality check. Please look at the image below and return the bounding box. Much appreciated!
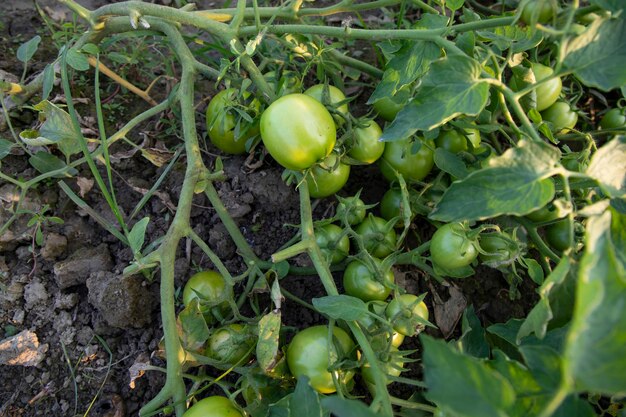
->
[25,101,82,157]
[381,55,490,141]
[433,148,470,179]
[16,35,41,63]
[563,17,626,91]
[430,140,560,222]
[42,64,55,101]
[290,377,322,417]
[445,0,464,11]
[586,136,626,198]
[564,208,626,396]
[81,43,100,55]
[523,258,544,285]
[477,26,543,53]
[421,335,516,417]
[256,311,282,375]
[312,295,368,321]
[520,345,562,390]
[28,151,71,177]
[320,396,380,417]
[458,305,489,358]
[66,47,90,71]
[177,299,210,351]
[0,138,15,160]
[128,217,149,255]
[368,40,440,104]
[589,0,625,12]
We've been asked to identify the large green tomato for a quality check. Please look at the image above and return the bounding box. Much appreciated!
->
[599,108,625,130]
[206,89,259,155]
[316,223,350,264]
[260,94,336,170]
[306,153,351,198]
[532,63,562,112]
[206,323,255,369]
[182,271,231,321]
[183,396,243,417]
[385,294,429,337]
[435,126,481,153]
[430,223,478,270]
[379,137,434,182]
[304,84,350,124]
[541,101,578,134]
[286,325,355,394]
[355,216,397,258]
[520,0,555,24]
[349,119,385,164]
[343,258,395,302]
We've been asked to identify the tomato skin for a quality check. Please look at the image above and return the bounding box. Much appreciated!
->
[206,89,258,155]
[532,63,562,112]
[286,326,355,394]
[600,108,626,130]
[316,224,350,264]
[260,94,336,171]
[304,84,349,124]
[385,294,429,337]
[349,120,385,164]
[545,219,573,252]
[343,258,394,302]
[379,137,435,182]
[430,223,478,270]
[206,323,255,368]
[355,216,397,258]
[521,0,555,24]
[542,101,578,133]
[336,195,367,225]
[182,271,231,321]
[183,396,243,417]
[372,87,410,122]
[306,153,350,198]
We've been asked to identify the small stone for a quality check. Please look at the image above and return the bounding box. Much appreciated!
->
[12,309,25,325]
[1,282,23,303]
[25,375,35,384]
[53,244,113,289]
[16,245,32,260]
[0,330,48,366]
[208,223,236,259]
[41,233,68,260]
[54,292,79,310]
[23,278,49,311]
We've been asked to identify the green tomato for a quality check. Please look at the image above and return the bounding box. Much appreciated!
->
[545,219,573,252]
[206,323,255,368]
[336,195,367,225]
[541,101,578,134]
[531,63,562,112]
[379,187,416,225]
[435,129,467,153]
[260,93,336,170]
[361,346,404,386]
[286,325,355,394]
[355,216,397,258]
[182,271,232,322]
[264,70,302,96]
[349,119,385,164]
[356,302,405,350]
[343,258,394,302]
[304,84,350,124]
[599,108,626,130]
[478,232,518,267]
[306,153,351,198]
[183,396,243,417]
[385,294,429,337]
[372,87,411,122]
[316,223,350,264]
[430,223,478,270]
[379,137,435,182]
[206,89,259,155]
[526,203,561,223]
[520,0,555,24]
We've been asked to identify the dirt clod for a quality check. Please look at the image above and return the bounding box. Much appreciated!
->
[53,243,113,289]
[41,233,67,260]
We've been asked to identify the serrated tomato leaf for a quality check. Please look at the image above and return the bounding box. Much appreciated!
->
[312,295,368,321]
[290,377,322,417]
[586,136,626,198]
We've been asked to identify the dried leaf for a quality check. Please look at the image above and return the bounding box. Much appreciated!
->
[76,177,94,197]
[432,284,467,339]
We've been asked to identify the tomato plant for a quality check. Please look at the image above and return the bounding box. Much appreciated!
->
[379,137,435,182]
[260,94,336,170]
[372,86,411,122]
[520,0,556,24]
[355,215,397,258]
[205,89,259,155]
[435,127,481,153]
[430,223,478,270]
[379,187,416,224]
[343,258,394,302]
[349,119,385,164]
[545,219,573,252]
[304,84,349,124]
[385,294,429,337]
[182,271,231,321]
[361,346,404,386]
[542,101,578,133]
[183,396,243,417]
[478,232,519,267]
[286,325,355,394]
[305,153,350,198]
[316,223,350,264]
[336,195,367,225]
[206,323,255,368]
[531,63,562,112]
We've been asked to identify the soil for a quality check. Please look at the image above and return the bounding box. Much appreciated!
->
[0,2,537,417]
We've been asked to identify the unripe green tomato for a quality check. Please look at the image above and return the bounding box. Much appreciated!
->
[361,346,404,386]
[379,187,416,225]
[599,108,626,130]
[436,129,468,153]
[385,294,429,337]
[357,301,405,348]
[206,89,259,155]
[379,137,435,182]
[182,396,243,417]
[541,101,578,134]
[306,153,351,198]
[343,258,395,302]
[336,195,367,225]
[304,84,350,125]
[355,216,397,258]
[532,63,562,112]
[372,87,411,122]
[520,0,555,24]
[316,223,350,264]
[349,120,385,164]
[545,219,573,252]
[430,223,478,270]
[182,271,231,322]
[206,323,255,368]
[286,325,355,394]
[260,93,336,170]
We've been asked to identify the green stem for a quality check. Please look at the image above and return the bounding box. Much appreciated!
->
[516,217,560,264]
[536,383,570,417]
[389,395,436,412]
